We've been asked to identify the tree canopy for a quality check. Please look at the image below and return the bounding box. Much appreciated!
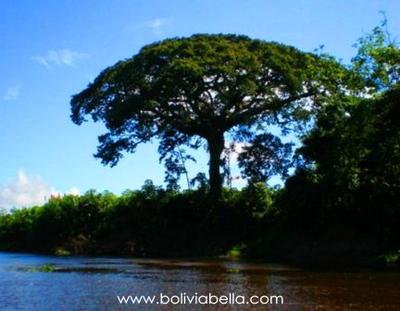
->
[281,19,400,244]
[71,34,347,199]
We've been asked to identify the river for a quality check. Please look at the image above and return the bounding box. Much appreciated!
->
[0,252,399,310]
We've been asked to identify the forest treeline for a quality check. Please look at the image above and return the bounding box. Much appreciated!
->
[1,83,399,266]
[1,20,399,266]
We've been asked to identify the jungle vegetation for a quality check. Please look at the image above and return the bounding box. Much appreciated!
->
[0,20,399,266]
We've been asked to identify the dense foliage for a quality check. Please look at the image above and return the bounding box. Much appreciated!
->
[0,183,276,257]
[257,83,400,263]
[248,20,400,264]
[71,34,348,198]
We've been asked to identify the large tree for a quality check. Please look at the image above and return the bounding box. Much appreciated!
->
[71,34,345,199]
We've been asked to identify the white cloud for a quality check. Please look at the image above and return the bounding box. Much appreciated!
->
[3,86,20,101]
[67,187,80,196]
[131,18,171,35]
[31,49,89,68]
[0,169,79,210]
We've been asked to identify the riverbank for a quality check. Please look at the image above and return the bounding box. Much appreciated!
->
[1,185,399,268]
[1,236,398,269]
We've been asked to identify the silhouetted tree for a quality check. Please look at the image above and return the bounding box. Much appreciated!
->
[71,34,346,199]
[238,133,293,183]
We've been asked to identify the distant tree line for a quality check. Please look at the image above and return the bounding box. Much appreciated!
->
[0,183,275,257]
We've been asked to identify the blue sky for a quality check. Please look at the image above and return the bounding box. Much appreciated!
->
[1,0,399,208]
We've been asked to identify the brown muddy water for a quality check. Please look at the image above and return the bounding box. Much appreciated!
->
[0,252,399,310]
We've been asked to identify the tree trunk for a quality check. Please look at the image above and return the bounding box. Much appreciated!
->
[207,132,225,200]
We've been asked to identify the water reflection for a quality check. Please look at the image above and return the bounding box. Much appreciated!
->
[0,252,399,310]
